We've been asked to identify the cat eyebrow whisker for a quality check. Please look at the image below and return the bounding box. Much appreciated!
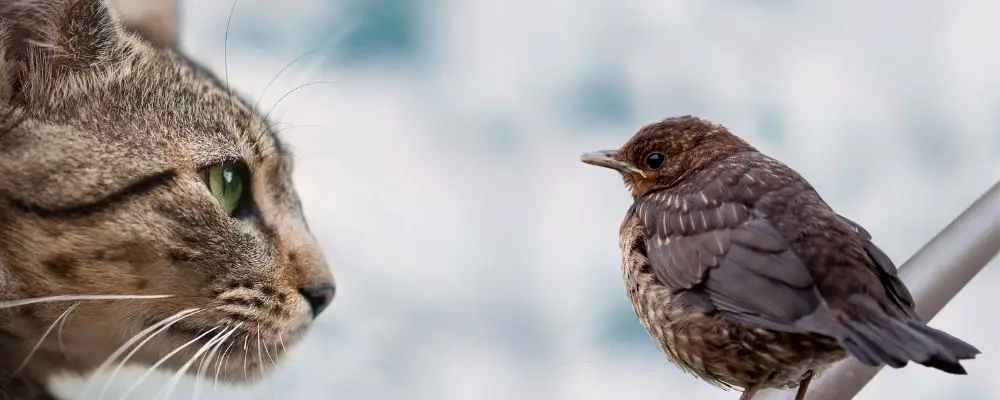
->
[0,294,173,309]
[249,80,341,155]
[242,18,359,161]
[247,18,359,121]
[249,48,325,122]
[14,302,81,375]
[116,326,222,400]
[86,308,204,400]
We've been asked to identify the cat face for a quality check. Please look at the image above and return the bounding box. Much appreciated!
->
[0,0,334,390]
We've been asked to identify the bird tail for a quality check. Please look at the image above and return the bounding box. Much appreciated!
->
[831,295,980,374]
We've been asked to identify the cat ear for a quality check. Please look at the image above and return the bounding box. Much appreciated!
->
[113,0,177,49]
[0,0,127,98]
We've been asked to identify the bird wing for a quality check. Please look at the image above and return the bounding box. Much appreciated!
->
[635,185,837,334]
[634,179,972,369]
[837,215,918,318]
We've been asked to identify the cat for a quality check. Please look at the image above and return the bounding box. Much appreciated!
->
[0,1,336,399]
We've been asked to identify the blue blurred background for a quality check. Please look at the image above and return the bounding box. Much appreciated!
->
[63,0,1000,399]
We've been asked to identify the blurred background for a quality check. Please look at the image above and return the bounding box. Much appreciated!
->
[62,0,999,399]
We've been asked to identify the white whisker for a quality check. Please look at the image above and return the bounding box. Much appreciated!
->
[87,308,203,400]
[116,326,221,400]
[242,335,250,383]
[184,328,228,400]
[193,336,224,400]
[153,327,222,400]
[14,302,80,374]
[213,337,240,392]
[156,325,240,400]
[262,331,276,368]
[56,301,80,355]
[194,323,243,400]
[0,294,172,309]
[255,324,265,378]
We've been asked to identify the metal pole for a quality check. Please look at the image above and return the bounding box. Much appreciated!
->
[757,180,1000,400]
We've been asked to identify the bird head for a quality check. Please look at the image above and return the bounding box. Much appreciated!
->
[581,115,755,198]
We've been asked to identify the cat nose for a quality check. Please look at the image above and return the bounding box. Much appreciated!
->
[298,281,336,318]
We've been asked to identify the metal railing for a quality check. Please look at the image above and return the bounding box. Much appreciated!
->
[758,180,1000,400]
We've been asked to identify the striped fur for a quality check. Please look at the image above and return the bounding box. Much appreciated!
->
[0,1,333,398]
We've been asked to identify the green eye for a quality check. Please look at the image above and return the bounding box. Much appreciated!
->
[203,162,247,216]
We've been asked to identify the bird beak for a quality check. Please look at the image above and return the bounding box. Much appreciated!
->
[580,150,642,175]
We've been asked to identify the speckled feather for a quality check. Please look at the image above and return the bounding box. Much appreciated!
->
[595,115,979,394]
[618,161,854,390]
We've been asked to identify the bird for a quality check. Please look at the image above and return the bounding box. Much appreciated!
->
[580,115,980,400]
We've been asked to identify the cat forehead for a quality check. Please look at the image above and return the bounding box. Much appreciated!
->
[24,50,279,165]
[0,0,282,164]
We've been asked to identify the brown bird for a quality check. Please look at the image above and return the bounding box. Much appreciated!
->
[581,115,979,400]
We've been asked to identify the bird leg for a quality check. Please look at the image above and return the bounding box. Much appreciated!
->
[793,370,815,400]
[738,385,760,400]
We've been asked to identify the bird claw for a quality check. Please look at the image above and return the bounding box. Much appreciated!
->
[738,386,759,400]
[793,370,815,400]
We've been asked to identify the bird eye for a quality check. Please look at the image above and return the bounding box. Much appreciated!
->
[645,153,665,169]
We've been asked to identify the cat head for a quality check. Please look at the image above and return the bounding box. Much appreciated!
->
[0,0,335,391]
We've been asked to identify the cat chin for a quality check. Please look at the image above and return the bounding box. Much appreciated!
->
[43,351,279,400]
[214,358,281,385]
[91,330,291,386]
